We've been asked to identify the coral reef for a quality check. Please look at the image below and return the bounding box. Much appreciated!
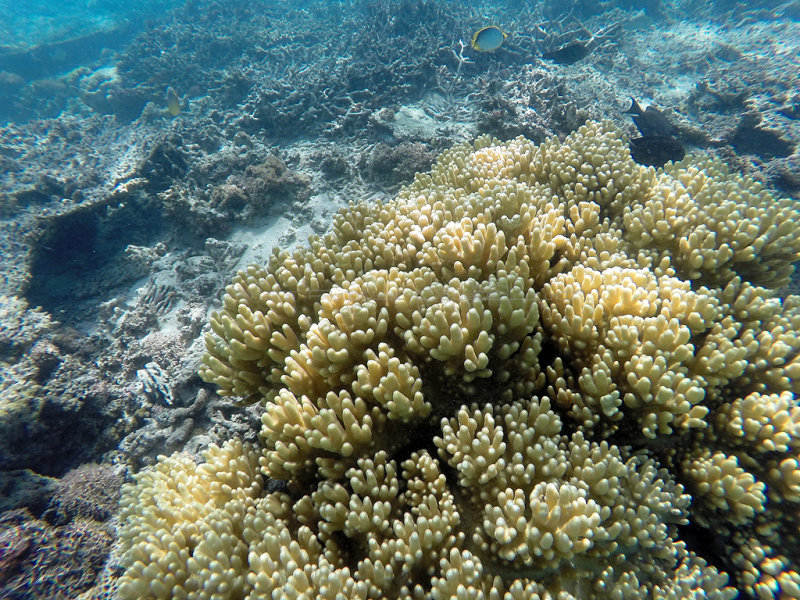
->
[1,1,797,596]
[115,387,263,471]
[42,463,122,526]
[0,295,128,476]
[368,142,436,188]
[0,296,52,468]
[313,146,352,181]
[0,294,53,361]
[0,456,120,599]
[0,470,56,515]
[626,13,800,196]
[0,509,113,600]
[117,121,800,598]
[160,147,312,239]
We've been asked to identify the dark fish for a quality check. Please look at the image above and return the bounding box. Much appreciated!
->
[626,97,676,137]
[541,42,590,65]
[629,135,685,167]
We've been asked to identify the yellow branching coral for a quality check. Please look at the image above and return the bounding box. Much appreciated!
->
[116,440,263,599]
[120,121,800,599]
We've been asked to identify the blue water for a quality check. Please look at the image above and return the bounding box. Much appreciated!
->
[0,0,174,50]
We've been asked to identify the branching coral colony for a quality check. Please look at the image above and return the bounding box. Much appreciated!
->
[116,121,800,600]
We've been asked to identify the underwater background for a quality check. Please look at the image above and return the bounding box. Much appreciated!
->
[0,1,799,598]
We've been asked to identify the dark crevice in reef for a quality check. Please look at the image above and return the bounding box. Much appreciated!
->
[393,419,442,465]
[536,336,561,376]
[730,124,795,159]
[676,521,747,597]
[25,197,164,324]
